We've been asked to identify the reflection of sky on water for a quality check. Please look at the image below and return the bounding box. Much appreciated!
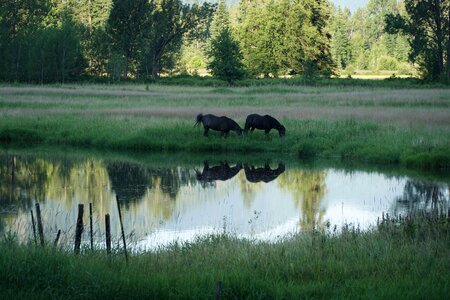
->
[1,155,448,251]
[322,171,406,229]
[136,170,408,250]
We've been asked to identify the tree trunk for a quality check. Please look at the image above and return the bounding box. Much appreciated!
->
[447,2,450,78]
[433,0,444,76]
[151,55,160,79]
[124,55,129,79]
[15,42,21,81]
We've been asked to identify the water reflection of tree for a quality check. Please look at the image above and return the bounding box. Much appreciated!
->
[0,156,58,211]
[394,180,449,216]
[107,162,150,207]
[278,169,327,230]
[148,168,196,200]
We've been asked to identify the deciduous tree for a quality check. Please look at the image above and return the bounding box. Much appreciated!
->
[107,0,148,78]
[386,0,450,80]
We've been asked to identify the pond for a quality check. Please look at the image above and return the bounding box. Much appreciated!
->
[0,150,448,251]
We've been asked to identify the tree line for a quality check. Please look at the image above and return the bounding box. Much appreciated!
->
[0,0,448,83]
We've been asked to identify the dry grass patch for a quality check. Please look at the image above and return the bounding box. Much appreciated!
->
[1,85,449,129]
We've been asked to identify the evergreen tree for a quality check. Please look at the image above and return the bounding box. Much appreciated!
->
[55,8,85,83]
[208,28,245,83]
[237,0,283,77]
[330,7,352,69]
[0,0,50,81]
[309,0,335,75]
[210,0,230,38]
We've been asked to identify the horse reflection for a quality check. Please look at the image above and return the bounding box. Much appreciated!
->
[196,162,242,182]
[244,163,285,183]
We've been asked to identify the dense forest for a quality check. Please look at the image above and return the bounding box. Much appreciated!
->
[0,0,448,83]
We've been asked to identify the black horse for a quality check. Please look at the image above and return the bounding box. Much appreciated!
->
[196,161,243,182]
[195,114,243,137]
[244,163,285,183]
[244,114,286,137]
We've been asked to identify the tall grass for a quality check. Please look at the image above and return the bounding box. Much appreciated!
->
[0,116,449,170]
[0,214,448,299]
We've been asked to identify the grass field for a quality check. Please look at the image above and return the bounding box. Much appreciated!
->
[1,214,448,299]
[1,81,449,299]
[1,82,449,170]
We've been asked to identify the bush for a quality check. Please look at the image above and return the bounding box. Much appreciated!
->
[377,55,399,71]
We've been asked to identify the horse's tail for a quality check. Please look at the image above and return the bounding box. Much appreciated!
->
[194,113,203,127]
[244,114,255,133]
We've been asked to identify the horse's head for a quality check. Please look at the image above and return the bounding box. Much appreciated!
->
[194,113,203,127]
[279,125,286,137]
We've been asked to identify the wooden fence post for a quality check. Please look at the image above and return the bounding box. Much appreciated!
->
[35,203,45,247]
[74,204,84,255]
[105,214,111,255]
[11,156,15,182]
[215,281,222,300]
[116,196,128,263]
[30,209,37,245]
[54,229,61,247]
[89,203,94,251]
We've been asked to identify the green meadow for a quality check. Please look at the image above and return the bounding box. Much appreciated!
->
[0,82,449,170]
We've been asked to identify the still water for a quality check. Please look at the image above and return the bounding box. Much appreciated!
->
[0,152,448,251]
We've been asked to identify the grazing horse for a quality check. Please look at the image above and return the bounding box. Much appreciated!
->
[195,114,243,137]
[244,163,285,183]
[244,114,286,137]
[196,161,243,182]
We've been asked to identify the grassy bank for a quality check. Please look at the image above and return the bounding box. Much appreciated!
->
[0,84,449,170]
[1,215,449,299]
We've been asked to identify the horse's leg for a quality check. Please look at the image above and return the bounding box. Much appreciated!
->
[244,123,249,134]
[204,126,209,137]
[265,129,271,140]
[221,130,229,138]
[250,127,255,132]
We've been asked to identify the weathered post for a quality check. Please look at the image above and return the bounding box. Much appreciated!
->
[35,203,45,247]
[105,214,111,255]
[30,209,37,245]
[11,156,15,182]
[116,196,128,263]
[89,203,94,251]
[54,229,61,247]
[74,204,84,255]
[215,281,222,300]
